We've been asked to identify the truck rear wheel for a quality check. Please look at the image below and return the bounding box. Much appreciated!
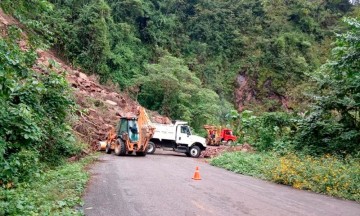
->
[147,142,156,154]
[189,146,201,158]
[114,139,126,156]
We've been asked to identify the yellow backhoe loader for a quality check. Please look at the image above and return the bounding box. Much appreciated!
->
[105,107,155,156]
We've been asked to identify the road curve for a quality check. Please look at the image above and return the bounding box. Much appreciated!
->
[83,150,360,216]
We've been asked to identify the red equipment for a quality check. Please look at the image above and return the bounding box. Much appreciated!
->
[203,125,237,146]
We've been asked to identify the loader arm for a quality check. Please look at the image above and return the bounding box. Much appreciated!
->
[137,107,156,151]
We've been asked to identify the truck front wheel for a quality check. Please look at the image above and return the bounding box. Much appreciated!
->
[147,141,156,154]
[226,140,233,146]
[189,146,201,158]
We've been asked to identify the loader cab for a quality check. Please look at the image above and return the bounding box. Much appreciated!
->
[117,117,139,142]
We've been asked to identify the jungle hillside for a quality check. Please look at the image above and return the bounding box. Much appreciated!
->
[1,0,358,130]
[0,1,360,213]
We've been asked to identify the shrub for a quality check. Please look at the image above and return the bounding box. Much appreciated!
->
[0,156,96,215]
[0,27,79,186]
[211,152,360,201]
[265,153,360,201]
[236,110,296,152]
[293,18,360,156]
[210,152,271,179]
[0,150,42,187]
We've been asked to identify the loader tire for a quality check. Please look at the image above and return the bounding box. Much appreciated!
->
[114,139,126,156]
[189,146,201,158]
[105,142,112,154]
[136,151,146,156]
[146,142,156,154]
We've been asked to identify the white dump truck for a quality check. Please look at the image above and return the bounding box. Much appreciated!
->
[147,121,206,158]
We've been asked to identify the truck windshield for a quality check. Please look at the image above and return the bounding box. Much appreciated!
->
[181,126,191,135]
[225,130,233,135]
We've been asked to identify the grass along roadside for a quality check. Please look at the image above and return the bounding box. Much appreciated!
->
[210,152,360,201]
[0,154,98,216]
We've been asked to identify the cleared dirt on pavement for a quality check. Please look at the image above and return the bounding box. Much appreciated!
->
[83,150,360,216]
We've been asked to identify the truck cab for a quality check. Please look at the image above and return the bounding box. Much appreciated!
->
[221,129,237,144]
[147,121,206,158]
[204,125,237,146]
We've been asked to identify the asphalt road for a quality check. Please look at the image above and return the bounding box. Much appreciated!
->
[83,150,360,216]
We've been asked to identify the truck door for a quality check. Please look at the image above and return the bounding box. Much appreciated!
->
[176,125,192,145]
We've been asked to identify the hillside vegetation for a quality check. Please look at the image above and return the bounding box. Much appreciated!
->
[0,26,82,185]
[0,18,93,215]
[1,0,358,131]
[213,14,359,201]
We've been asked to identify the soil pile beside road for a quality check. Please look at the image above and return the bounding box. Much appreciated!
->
[201,143,253,158]
[36,50,169,150]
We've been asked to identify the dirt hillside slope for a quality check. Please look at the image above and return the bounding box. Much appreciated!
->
[0,8,170,150]
[1,9,242,158]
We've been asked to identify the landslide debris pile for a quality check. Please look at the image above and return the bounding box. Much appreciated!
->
[67,71,135,150]
[32,48,139,150]
[0,9,121,150]
[36,50,171,150]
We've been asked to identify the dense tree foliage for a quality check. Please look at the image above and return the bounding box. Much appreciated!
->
[231,18,360,156]
[1,0,357,132]
[295,18,360,155]
[135,53,231,130]
[0,27,80,185]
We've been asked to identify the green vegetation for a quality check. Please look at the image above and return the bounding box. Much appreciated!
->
[136,54,229,129]
[0,27,82,187]
[0,6,97,214]
[295,17,360,155]
[211,17,360,200]
[1,0,358,132]
[232,18,360,156]
[0,0,359,204]
[211,152,360,201]
[0,155,97,215]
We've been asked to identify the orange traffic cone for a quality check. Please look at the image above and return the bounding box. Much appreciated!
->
[192,166,202,180]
